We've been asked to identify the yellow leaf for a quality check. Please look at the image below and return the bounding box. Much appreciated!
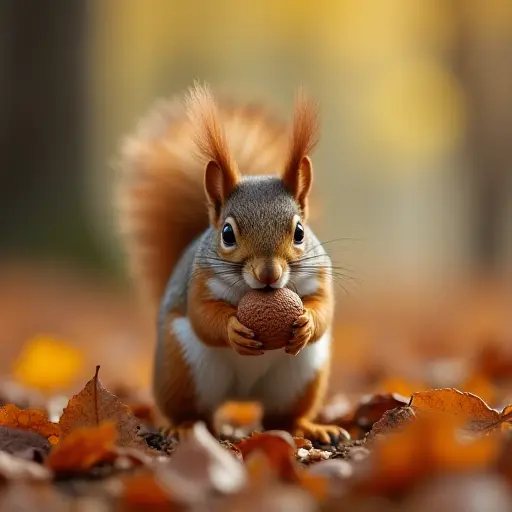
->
[13,336,83,393]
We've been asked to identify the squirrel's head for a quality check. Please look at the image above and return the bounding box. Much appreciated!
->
[214,176,309,289]
[186,82,319,290]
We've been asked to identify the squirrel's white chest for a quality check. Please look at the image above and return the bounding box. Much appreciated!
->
[171,317,330,414]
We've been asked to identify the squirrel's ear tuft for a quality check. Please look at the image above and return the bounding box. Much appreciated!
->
[281,87,319,216]
[204,160,239,225]
[185,81,240,225]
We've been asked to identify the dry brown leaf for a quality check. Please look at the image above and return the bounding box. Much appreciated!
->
[367,406,416,439]
[45,421,117,474]
[410,388,512,433]
[58,366,151,453]
[354,393,409,430]
[0,404,59,444]
[236,432,297,481]
[155,422,247,506]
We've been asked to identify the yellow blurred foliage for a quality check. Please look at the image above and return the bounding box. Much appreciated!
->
[13,336,84,394]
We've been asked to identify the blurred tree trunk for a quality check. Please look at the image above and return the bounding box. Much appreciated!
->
[0,0,107,269]
[453,1,512,274]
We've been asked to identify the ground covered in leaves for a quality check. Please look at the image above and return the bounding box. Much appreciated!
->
[0,338,511,512]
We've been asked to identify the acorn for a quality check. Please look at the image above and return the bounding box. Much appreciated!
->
[237,288,304,350]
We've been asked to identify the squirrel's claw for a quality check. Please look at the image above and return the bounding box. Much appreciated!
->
[228,316,263,356]
[287,310,313,355]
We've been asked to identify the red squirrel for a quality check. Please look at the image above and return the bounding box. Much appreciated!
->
[116,83,342,443]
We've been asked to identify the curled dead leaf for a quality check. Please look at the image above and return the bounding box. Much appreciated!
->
[0,404,59,445]
[236,432,297,481]
[45,422,117,474]
[155,422,247,506]
[410,388,512,433]
[59,366,151,454]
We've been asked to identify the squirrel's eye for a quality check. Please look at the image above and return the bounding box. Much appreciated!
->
[294,222,305,244]
[221,223,236,246]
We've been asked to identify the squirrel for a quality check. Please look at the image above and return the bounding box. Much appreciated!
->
[116,82,343,444]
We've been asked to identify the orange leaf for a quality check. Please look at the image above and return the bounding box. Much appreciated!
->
[410,388,510,433]
[0,404,59,444]
[45,422,117,473]
[361,413,501,495]
[58,366,151,453]
[236,432,297,481]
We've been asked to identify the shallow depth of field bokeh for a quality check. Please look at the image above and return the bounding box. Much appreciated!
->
[1,1,511,403]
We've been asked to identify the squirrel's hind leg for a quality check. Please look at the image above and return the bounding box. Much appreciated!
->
[153,312,229,439]
[262,363,348,446]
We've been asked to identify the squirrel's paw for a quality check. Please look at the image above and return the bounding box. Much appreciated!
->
[286,310,313,355]
[227,316,264,356]
[293,418,350,445]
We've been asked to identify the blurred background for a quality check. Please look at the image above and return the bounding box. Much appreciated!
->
[0,0,510,402]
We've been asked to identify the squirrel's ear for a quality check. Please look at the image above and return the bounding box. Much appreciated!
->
[204,160,239,226]
[282,156,313,215]
[281,87,319,217]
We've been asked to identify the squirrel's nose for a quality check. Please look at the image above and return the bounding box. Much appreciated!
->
[255,262,282,286]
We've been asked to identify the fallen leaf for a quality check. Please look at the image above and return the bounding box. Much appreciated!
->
[410,388,512,433]
[155,422,247,505]
[0,426,51,457]
[12,335,83,393]
[367,406,416,439]
[0,450,51,480]
[0,404,59,444]
[354,393,409,430]
[59,366,151,453]
[45,422,117,474]
[236,432,297,481]
[360,413,501,495]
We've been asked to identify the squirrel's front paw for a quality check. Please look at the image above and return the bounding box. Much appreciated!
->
[286,309,314,356]
[227,316,264,356]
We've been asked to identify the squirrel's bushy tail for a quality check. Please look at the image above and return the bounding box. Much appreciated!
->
[115,86,290,317]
